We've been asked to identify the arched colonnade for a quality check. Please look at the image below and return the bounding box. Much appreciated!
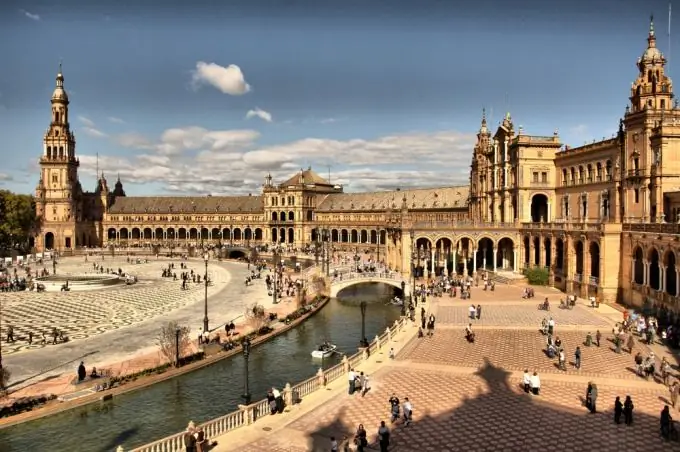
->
[106,227,264,244]
[631,245,679,297]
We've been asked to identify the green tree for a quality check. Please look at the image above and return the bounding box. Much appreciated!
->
[524,267,550,286]
[0,190,39,255]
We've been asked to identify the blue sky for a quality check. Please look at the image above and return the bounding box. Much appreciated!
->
[0,0,675,195]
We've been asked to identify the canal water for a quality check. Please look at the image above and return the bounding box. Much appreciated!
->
[0,283,400,452]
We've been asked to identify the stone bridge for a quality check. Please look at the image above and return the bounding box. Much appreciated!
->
[329,272,410,298]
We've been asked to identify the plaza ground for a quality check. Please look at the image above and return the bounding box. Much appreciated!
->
[210,283,679,452]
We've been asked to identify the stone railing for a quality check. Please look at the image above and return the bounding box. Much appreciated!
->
[521,222,602,232]
[123,316,410,452]
[412,220,519,231]
[331,271,403,285]
[623,223,680,235]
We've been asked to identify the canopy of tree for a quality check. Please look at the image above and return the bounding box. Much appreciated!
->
[0,190,39,255]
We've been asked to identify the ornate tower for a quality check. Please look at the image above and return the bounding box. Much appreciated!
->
[469,109,491,221]
[35,65,81,251]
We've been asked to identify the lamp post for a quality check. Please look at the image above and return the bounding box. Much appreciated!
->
[323,228,330,276]
[359,300,367,344]
[203,252,209,333]
[246,225,251,248]
[242,337,252,404]
[272,250,279,305]
[409,229,416,304]
[174,326,181,367]
[52,255,57,275]
[0,299,4,371]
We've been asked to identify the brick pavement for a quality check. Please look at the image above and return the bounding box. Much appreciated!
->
[436,304,610,328]
[397,329,655,380]
[242,367,671,451]
[0,257,229,355]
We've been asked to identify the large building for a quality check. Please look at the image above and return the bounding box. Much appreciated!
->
[34,19,680,310]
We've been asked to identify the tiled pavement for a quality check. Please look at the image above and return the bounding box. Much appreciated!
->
[436,304,610,328]
[243,368,671,452]
[0,257,230,355]
[397,329,655,380]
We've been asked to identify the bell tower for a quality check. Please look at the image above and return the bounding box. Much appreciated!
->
[36,64,81,251]
[470,109,491,221]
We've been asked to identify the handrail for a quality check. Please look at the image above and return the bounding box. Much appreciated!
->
[330,271,403,285]
[126,315,410,452]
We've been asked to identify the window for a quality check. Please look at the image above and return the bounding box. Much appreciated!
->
[533,172,539,183]
[634,188,640,203]
[541,172,548,183]
[52,174,58,183]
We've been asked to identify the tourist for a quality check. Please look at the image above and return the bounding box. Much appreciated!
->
[627,334,635,353]
[389,394,400,423]
[476,304,482,320]
[574,346,582,370]
[356,372,364,395]
[660,405,675,439]
[670,381,679,409]
[595,330,602,347]
[623,395,635,425]
[530,371,541,395]
[548,317,555,336]
[402,397,413,426]
[361,373,370,396]
[77,361,86,382]
[585,382,598,413]
[377,421,390,452]
[183,426,197,452]
[522,369,531,393]
[468,304,476,319]
[389,347,395,359]
[465,323,475,343]
[661,357,672,385]
[354,424,368,451]
[348,368,356,395]
[272,387,284,413]
[614,396,623,424]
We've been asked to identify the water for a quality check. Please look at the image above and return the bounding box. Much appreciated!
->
[0,283,400,452]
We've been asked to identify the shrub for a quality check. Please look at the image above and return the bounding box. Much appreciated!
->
[524,267,550,286]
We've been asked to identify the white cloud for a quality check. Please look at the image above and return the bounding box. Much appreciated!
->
[245,108,272,123]
[108,116,125,124]
[20,9,40,21]
[78,116,108,138]
[191,62,251,95]
[320,118,336,124]
[0,173,13,182]
[94,127,474,195]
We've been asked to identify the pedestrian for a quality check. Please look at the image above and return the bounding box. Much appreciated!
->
[614,396,623,424]
[402,397,413,426]
[587,382,598,413]
[476,304,482,320]
[548,317,555,336]
[595,330,601,347]
[626,334,635,354]
[348,368,356,395]
[468,304,476,320]
[28,331,33,345]
[183,426,197,452]
[669,381,679,410]
[389,394,400,423]
[330,436,338,452]
[362,374,370,396]
[530,371,541,395]
[623,395,634,425]
[522,369,531,393]
[574,346,582,370]
[388,347,395,359]
[377,421,390,452]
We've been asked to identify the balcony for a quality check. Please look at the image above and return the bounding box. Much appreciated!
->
[530,180,551,187]
[623,223,680,234]
[627,169,642,178]
[521,221,602,232]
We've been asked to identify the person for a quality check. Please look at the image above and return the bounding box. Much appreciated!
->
[465,323,475,343]
[377,421,390,452]
[670,381,679,409]
[522,369,531,393]
[362,374,370,396]
[77,361,86,382]
[330,436,338,452]
[586,382,598,413]
[402,397,413,426]
[183,426,197,452]
[354,424,368,452]
[530,371,541,395]
[389,394,400,423]
[624,395,634,425]
[614,396,623,424]
[660,405,674,439]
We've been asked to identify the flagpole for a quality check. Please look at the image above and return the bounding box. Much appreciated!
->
[669,2,672,64]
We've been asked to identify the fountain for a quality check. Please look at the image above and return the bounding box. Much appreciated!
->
[34,274,125,292]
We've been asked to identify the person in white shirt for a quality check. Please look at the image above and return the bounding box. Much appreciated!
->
[362,374,370,396]
[548,318,555,336]
[530,371,541,395]
[468,304,476,320]
[348,369,356,395]
[522,369,531,393]
[402,397,413,426]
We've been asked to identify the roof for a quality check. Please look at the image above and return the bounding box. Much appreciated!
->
[315,186,469,212]
[280,168,332,187]
[108,195,263,214]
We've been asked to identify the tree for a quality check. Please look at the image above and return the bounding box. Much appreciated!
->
[0,367,11,393]
[524,267,550,286]
[157,321,191,366]
[244,303,268,333]
[0,190,39,255]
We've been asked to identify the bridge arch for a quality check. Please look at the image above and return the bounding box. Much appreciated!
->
[330,275,409,298]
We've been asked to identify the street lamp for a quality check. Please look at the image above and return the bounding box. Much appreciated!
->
[174,327,181,367]
[359,301,367,345]
[242,337,252,404]
[410,229,416,304]
[0,299,4,370]
[203,252,210,333]
[272,250,279,304]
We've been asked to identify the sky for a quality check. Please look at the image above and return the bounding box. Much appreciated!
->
[0,0,675,196]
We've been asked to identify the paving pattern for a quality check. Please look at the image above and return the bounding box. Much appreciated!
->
[0,257,229,355]
[227,283,676,451]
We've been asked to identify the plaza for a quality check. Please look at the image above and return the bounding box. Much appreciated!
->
[209,283,677,451]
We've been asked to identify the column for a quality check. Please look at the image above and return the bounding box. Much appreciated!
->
[472,248,477,274]
[661,266,666,292]
[482,247,487,270]
[643,260,649,285]
[452,249,457,275]
[430,245,435,277]
[513,247,519,273]
[493,247,498,272]
[631,258,636,283]
[464,252,469,276]
[528,236,534,267]
[676,268,680,297]
[547,201,551,223]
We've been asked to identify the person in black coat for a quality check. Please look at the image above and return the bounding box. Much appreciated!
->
[77,362,86,382]
[614,396,623,424]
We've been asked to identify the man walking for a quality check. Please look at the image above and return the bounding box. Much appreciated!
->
[377,421,390,452]
[348,368,356,395]
[574,346,582,370]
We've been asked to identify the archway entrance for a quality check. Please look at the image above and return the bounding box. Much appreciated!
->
[497,238,515,271]
[665,251,677,296]
[530,194,549,222]
[45,232,55,250]
[477,238,494,271]
[633,247,644,285]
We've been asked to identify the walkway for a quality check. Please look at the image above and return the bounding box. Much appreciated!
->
[210,285,677,451]
[1,257,274,391]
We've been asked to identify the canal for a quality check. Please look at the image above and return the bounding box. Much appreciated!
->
[0,283,401,452]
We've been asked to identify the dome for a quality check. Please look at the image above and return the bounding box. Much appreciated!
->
[641,46,663,62]
[52,87,68,102]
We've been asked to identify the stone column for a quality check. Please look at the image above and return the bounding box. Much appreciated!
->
[643,260,649,286]
[430,245,435,277]
[472,248,477,275]
[493,247,498,272]
[631,258,636,283]
[528,236,534,267]
[452,249,457,275]
[676,268,680,297]
[513,247,519,273]
[661,266,666,292]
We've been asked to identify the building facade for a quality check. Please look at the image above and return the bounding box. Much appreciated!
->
[33,19,680,310]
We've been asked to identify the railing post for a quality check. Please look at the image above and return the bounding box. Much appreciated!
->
[283,382,294,406]
[317,367,326,387]
[342,355,349,373]
[116,447,124,452]
[374,334,381,351]
[238,404,254,425]
[394,319,400,332]
[386,326,392,342]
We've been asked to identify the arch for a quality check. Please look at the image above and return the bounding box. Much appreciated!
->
[589,242,600,280]
[227,249,247,260]
[167,228,176,240]
[575,241,584,275]
[189,228,198,240]
[562,168,567,185]
[271,228,278,243]
[311,228,319,242]
[530,193,549,222]
[665,250,677,296]
[370,230,377,244]
[47,146,52,159]
[288,211,294,221]
[341,229,349,242]
[331,229,339,242]
[288,227,294,243]
[477,237,494,271]
[120,228,129,239]
[272,212,278,221]
[331,278,407,298]
[544,237,552,270]
[279,227,285,243]
[414,237,433,277]
[178,228,187,240]
[360,230,368,244]
[244,228,253,240]
[143,228,152,240]
[45,232,55,250]
[350,230,358,243]
[211,228,220,241]
[131,228,141,240]
[201,227,209,239]
[434,237,454,276]
[555,238,564,271]
[155,227,164,239]
[380,230,387,245]
[233,228,242,241]
[533,236,540,266]
[649,247,661,290]
[497,237,515,270]
[107,228,117,240]
[523,236,530,268]
[633,246,644,285]
[254,228,263,241]
[222,228,231,240]
[280,211,286,222]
